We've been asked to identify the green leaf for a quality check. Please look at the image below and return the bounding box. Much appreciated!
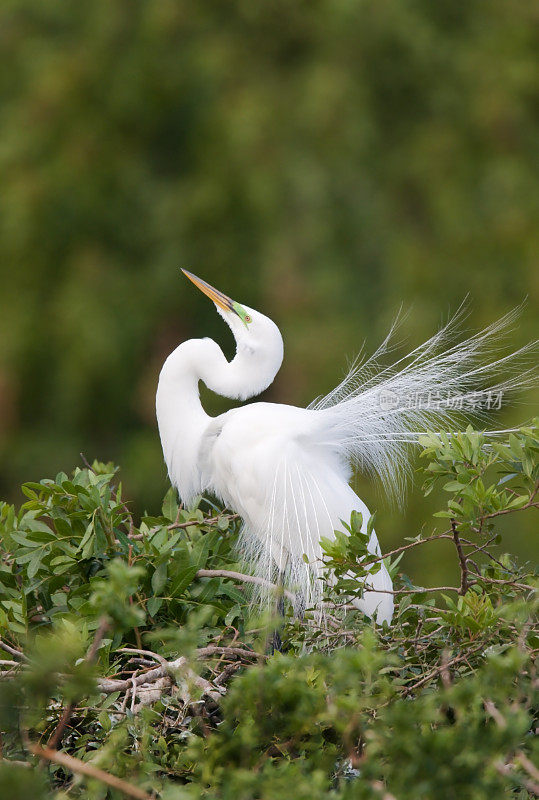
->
[506,494,529,509]
[98,711,112,732]
[151,561,168,595]
[443,481,464,493]
[162,487,179,521]
[169,567,198,597]
[27,550,42,579]
[218,516,231,531]
[190,533,211,570]
[93,521,108,555]
[225,604,242,626]
[54,518,73,538]
[350,510,363,534]
[147,596,164,617]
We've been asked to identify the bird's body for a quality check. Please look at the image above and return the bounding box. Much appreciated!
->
[157,333,393,622]
[207,402,393,621]
[157,271,534,626]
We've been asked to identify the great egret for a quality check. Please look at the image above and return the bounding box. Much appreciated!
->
[156,271,532,624]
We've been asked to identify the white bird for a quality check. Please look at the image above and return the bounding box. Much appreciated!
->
[156,271,533,625]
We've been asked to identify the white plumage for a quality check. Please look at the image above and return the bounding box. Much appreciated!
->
[156,272,534,625]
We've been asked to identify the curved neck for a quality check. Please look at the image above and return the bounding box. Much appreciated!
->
[156,336,282,503]
[155,343,208,505]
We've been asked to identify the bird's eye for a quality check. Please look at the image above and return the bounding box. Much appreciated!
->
[245,315,252,323]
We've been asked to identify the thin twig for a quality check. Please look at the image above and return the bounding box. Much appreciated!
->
[516,751,539,784]
[79,452,95,472]
[461,535,519,574]
[130,673,138,714]
[338,585,464,597]
[214,663,242,686]
[404,642,485,694]
[28,743,153,800]
[481,485,538,522]
[116,647,168,667]
[348,533,455,567]
[0,639,26,660]
[128,514,240,541]
[469,573,535,592]
[451,519,469,595]
[495,759,539,796]
[195,645,263,660]
[484,699,506,729]
[196,568,296,603]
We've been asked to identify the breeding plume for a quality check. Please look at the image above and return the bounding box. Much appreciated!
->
[156,271,532,624]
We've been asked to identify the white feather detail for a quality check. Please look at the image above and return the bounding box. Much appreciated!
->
[310,305,537,503]
[207,413,394,623]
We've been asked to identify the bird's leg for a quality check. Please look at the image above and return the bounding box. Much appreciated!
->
[270,627,282,654]
[269,570,286,654]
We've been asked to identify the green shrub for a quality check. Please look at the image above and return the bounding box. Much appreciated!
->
[0,423,537,798]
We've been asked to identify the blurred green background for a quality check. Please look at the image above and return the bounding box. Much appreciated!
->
[1,0,537,583]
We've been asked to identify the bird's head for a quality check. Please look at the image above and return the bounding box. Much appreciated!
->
[181,269,284,397]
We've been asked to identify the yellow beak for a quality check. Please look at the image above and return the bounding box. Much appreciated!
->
[181,269,235,314]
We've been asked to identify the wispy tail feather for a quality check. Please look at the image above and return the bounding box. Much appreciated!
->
[311,306,537,502]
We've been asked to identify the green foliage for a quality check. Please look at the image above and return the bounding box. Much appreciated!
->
[420,421,539,530]
[89,560,146,631]
[0,424,537,798]
[0,462,245,644]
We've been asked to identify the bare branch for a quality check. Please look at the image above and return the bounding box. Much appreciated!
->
[451,519,469,595]
[195,645,263,660]
[495,759,539,796]
[98,654,225,702]
[128,514,240,541]
[196,568,296,602]
[339,585,463,597]
[469,573,536,592]
[116,647,168,667]
[484,699,506,728]
[28,743,153,800]
[516,751,539,784]
[0,639,26,660]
